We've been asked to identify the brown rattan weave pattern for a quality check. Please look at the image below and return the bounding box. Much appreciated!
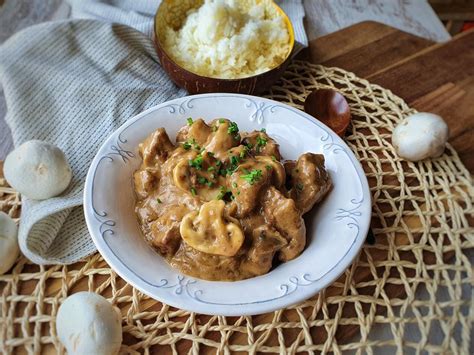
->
[0,61,473,354]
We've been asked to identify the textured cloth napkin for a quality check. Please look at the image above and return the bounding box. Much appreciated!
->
[0,20,185,264]
[0,1,307,265]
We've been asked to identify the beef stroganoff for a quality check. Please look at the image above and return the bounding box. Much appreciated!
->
[134,119,331,281]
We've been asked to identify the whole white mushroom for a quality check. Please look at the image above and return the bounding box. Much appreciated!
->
[4,140,72,200]
[56,292,122,355]
[392,112,449,162]
[0,212,19,275]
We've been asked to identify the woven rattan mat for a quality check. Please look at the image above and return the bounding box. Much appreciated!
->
[1,60,473,354]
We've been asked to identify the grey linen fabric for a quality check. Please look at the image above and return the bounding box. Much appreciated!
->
[0,20,185,264]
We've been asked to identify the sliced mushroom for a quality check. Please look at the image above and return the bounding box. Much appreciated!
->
[176,118,212,146]
[172,151,224,200]
[204,119,241,160]
[180,200,244,256]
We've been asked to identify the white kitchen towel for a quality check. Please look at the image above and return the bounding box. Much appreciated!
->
[66,0,308,49]
[0,20,186,264]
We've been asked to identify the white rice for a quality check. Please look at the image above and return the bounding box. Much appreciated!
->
[162,0,291,79]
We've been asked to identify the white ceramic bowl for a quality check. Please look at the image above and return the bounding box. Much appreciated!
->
[84,93,371,316]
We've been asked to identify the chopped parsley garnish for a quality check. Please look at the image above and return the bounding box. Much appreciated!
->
[211,125,218,132]
[216,186,229,200]
[260,128,266,133]
[208,151,214,157]
[188,155,203,170]
[232,182,238,188]
[271,155,277,162]
[241,169,262,185]
[265,165,272,170]
[219,168,227,177]
[187,117,193,126]
[183,138,200,151]
[219,119,226,124]
[256,136,268,151]
[225,156,240,176]
[157,198,162,204]
[207,166,215,171]
[190,187,197,196]
[296,183,304,191]
[228,122,239,134]
[239,150,246,159]
[206,181,214,188]
[216,161,222,167]
[227,166,238,175]
[197,176,208,185]
[230,155,240,166]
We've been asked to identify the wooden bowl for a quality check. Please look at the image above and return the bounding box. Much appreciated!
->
[153,0,295,95]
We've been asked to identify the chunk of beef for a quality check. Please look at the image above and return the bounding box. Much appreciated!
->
[170,242,242,281]
[241,131,281,160]
[285,153,332,214]
[229,160,273,217]
[241,225,287,276]
[133,169,158,200]
[139,128,175,167]
[148,205,188,256]
[263,187,306,262]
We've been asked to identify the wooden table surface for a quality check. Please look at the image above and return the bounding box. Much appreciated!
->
[304,21,474,173]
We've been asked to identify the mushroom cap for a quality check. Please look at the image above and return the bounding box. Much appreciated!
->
[4,140,72,200]
[0,212,19,275]
[180,200,244,256]
[56,292,122,355]
[392,112,449,162]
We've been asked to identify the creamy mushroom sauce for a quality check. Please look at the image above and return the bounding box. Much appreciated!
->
[134,119,332,281]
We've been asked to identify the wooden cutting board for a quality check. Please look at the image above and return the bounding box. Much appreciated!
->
[303,21,474,173]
